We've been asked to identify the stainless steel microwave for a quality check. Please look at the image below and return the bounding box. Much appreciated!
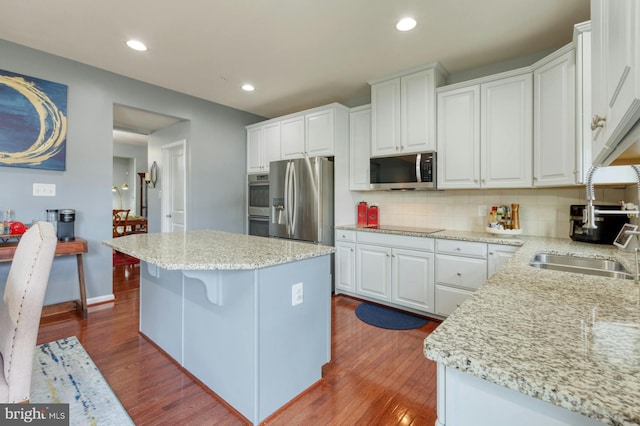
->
[369,151,436,190]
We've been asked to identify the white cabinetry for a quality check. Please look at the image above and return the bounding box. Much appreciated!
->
[349,105,371,190]
[481,74,533,188]
[436,364,604,426]
[280,116,305,159]
[591,0,640,166]
[487,244,519,277]
[356,244,392,300]
[370,64,447,157]
[249,103,347,162]
[246,122,281,173]
[437,86,480,188]
[532,46,577,187]
[437,71,533,189]
[435,240,518,317]
[335,230,356,293]
[336,230,435,314]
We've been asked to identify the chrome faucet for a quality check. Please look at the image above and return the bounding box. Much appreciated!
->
[582,165,640,229]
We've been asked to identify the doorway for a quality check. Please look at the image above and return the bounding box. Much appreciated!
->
[161,140,186,232]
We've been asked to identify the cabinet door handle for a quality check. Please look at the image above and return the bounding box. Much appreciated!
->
[489,252,494,255]
[591,115,606,131]
[456,272,462,276]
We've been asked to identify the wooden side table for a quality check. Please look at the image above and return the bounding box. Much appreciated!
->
[0,237,89,318]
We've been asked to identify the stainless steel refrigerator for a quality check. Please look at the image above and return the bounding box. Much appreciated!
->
[269,157,334,245]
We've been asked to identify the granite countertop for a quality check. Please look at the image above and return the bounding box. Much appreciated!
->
[339,224,640,424]
[103,229,335,270]
[427,236,639,425]
[335,224,524,246]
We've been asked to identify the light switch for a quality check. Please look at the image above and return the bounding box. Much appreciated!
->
[33,183,56,197]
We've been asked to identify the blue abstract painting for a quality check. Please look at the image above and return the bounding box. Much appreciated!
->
[0,69,68,171]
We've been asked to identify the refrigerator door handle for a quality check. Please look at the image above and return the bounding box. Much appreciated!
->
[284,161,291,235]
[290,161,297,235]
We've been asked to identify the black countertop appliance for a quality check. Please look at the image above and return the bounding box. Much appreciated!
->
[570,204,629,244]
[57,209,75,241]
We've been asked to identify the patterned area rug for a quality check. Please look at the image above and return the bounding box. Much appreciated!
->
[31,336,134,426]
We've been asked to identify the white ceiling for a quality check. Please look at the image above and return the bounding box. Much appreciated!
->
[0,0,590,121]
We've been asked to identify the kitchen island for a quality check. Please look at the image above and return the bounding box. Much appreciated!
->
[423,234,640,426]
[104,230,335,425]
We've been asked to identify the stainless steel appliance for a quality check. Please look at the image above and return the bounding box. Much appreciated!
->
[248,174,269,237]
[369,151,436,190]
[570,204,629,244]
[269,157,333,244]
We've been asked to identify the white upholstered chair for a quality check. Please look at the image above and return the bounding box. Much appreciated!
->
[0,221,57,403]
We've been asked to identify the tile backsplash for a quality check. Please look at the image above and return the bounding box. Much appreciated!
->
[354,185,636,239]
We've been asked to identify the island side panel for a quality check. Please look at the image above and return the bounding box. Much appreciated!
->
[140,262,184,363]
[257,255,332,422]
[181,269,258,423]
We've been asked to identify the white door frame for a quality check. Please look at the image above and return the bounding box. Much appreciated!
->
[160,139,187,232]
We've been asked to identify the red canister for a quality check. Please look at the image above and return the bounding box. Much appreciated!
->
[367,204,379,228]
[357,202,368,227]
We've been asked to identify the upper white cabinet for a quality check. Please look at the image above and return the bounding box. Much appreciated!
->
[280,116,305,159]
[349,105,371,190]
[437,85,481,189]
[481,74,533,188]
[370,64,447,157]
[248,103,348,170]
[532,46,577,187]
[247,122,281,174]
[280,105,348,159]
[437,71,533,189]
[591,0,640,165]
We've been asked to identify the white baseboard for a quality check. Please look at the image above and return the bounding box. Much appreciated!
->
[87,294,115,306]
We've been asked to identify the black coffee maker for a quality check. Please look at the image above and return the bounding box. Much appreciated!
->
[57,209,75,241]
[570,204,629,244]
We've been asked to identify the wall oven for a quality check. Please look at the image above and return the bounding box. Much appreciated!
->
[248,174,269,237]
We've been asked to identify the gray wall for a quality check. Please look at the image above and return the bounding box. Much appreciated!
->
[0,39,263,304]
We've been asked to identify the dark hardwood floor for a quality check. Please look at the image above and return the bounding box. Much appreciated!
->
[37,264,441,425]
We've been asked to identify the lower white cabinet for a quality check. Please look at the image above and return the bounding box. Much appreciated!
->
[335,230,357,293]
[392,248,435,312]
[488,244,519,277]
[356,244,392,300]
[336,230,435,314]
[436,364,603,426]
[335,230,519,317]
[435,239,517,317]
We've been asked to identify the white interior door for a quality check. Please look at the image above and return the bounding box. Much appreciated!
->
[161,140,186,232]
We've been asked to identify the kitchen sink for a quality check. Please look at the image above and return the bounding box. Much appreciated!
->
[529,252,634,280]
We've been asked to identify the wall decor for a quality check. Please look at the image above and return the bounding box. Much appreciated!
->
[0,69,68,170]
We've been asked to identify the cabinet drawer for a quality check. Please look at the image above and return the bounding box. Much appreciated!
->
[335,230,356,242]
[435,285,473,317]
[436,239,487,258]
[436,254,487,290]
[357,231,434,252]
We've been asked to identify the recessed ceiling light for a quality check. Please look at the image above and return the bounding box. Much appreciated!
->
[242,84,255,92]
[126,40,148,52]
[396,17,417,31]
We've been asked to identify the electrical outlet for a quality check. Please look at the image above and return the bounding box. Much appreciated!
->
[292,282,303,306]
[33,183,56,197]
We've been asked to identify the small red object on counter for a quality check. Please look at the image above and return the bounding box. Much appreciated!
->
[9,221,26,235]
[357,201,368,227]
[367,204,379,228]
